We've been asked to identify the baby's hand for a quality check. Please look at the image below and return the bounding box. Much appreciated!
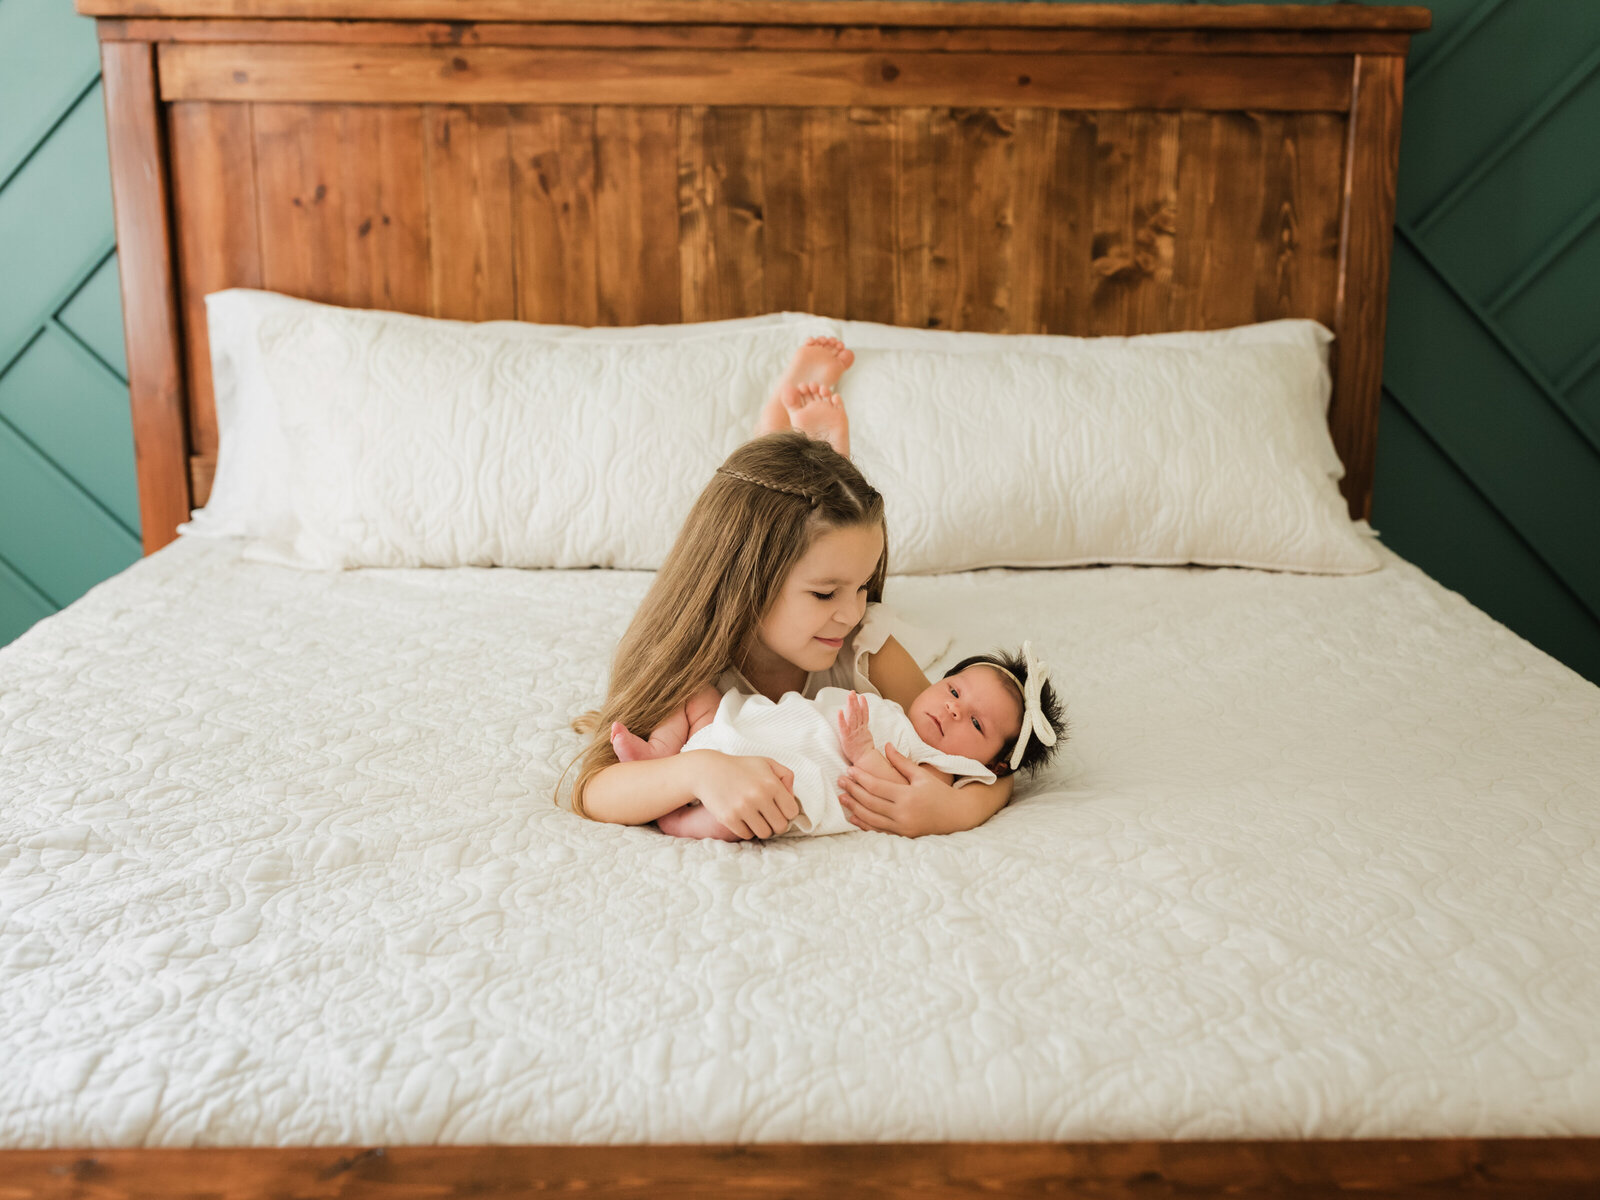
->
[836,691,876,765]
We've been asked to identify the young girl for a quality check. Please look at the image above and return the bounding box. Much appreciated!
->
[573,336,1021,838]
[610,644,1066,841]
[573,440,1021,839]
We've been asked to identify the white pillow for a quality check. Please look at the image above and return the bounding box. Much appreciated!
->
[840,315,1334,365]
[195,290,1374,574]
[184,289,827,546]
[846,340,1378,574]
[231,294,837,569]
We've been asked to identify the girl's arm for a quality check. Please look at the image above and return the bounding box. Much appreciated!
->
[582,751,801,840]
[838,748,1014,837]
[858,636,1017,836]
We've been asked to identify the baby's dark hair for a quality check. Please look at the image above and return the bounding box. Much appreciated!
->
[944,648,1067,777]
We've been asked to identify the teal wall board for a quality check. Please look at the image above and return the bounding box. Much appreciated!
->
[0,82,117,365]
[0,429,139,608]
[0,0,134,636]
[1374,394,1600,684]
[1575,362,1600,430]
[1499,221,1600,383]
[0,324,140,532]
[0,0,101,185]
[1,0,1598,690]
[58,251,129,379]
[1383,238,1600,612]
[0,555,56,648]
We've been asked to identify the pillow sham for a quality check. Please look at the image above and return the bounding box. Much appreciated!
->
[185,289,829,547]
[839,315,1334,366]
[193,289,1374,574]
[845,340,1378,574]
[231,294,837,569]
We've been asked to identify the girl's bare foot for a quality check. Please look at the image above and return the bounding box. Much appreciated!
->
[756,336,856,441]
[780,381,850,458]
[657,802,744,841]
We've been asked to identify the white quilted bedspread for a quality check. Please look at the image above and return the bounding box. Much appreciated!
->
[1,539,1597,1146]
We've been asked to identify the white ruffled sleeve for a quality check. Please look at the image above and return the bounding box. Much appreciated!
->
[823,603,954,697]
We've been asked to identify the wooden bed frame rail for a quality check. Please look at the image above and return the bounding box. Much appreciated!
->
[58,1,1600,1194]
[10,1137,1600,1198]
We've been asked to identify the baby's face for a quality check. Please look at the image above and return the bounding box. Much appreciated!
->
[906,666,1023,769]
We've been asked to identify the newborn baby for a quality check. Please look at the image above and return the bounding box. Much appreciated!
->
[610,644,1066,840]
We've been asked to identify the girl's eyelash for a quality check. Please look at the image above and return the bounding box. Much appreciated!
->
[812,591,836,601]
[972,717,981,731]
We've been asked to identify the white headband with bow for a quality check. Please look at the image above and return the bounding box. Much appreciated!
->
[986,641,1056,771]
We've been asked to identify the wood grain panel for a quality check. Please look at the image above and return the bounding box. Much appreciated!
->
[7,1137,1599,1198]
[757,107,854,318]
[251,104,352,303]
[1087,112,1181,335]
[844,107,897,324]
[678,106,765,323]
[1036,110,1099,335]
[167,101,260,463]
[1253,112,1346,325]
[157,45,1353,111]
[342,106,432,317]
[1170,110,1268,332]
[78,1,1436,32]
[952,107,1020,332]
[800,107,851,318]
[99,40,188,553]
[593,106,679,325]
[891,107,958,331]
[1006,107,1055,335]
[509,105,598,325]
[99,18,1422,56]
[758,106,806,314]
[426,105,516,320]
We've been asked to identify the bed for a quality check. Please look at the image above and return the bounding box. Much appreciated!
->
[6,0,1598,1194]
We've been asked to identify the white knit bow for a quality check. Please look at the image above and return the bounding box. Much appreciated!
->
[1008,641,1056,771]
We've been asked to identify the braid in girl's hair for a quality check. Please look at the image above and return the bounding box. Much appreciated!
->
[714,466,821,509]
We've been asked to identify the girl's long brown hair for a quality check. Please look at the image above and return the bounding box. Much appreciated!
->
[569,432,887,816]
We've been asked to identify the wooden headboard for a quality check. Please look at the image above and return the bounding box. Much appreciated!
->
[81,0,1429,553]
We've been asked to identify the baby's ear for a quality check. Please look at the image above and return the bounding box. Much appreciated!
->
[989,758,1014,777]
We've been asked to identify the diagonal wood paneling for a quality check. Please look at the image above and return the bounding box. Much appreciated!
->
[0,0,139,646]
[1370,0,1600,681]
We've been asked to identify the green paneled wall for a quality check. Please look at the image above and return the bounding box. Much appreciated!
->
[0,0,139,644]
[2,0,1597,685]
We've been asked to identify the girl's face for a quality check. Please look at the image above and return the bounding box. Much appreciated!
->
[754,522,885,675]
[907,666,1023,768]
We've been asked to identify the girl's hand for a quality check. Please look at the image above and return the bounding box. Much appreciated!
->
[835,691,876,764]
[836,744,1004,838]
[692,751,800,840]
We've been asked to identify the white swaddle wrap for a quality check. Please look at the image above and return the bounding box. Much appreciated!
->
[683,686,996,837]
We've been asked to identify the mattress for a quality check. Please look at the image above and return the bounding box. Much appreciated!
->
[1,537,1597,1146]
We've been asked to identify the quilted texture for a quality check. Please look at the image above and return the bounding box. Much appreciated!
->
[2,540,1597,1145]
[189,289,829,551]
[192,291,1373,573]
[848,341,1376,574]
[259,303,836,569]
